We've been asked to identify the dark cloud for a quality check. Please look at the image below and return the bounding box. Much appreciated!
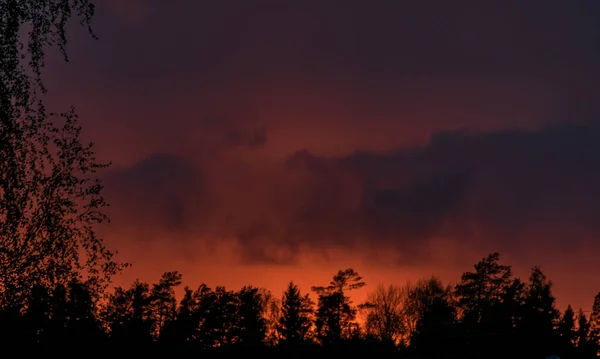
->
[102,152,208,234]
[100,122,600,265]
[83,0,600,81]
[224,126,268,149]
[230,122,600,264]
[235,220,300,265]
[47,0,600,141]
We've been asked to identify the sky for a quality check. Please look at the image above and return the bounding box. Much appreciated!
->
[43,0,600,311]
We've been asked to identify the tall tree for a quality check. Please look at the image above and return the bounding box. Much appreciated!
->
[164,286,201,345]
[197,286,239,348]
[361,284,405,344]
[454,252,513,325]
[0,0,124,305]
[519,266,560,356]
[576,310,595,357]
[588,291,600,353]
[168,283,215,347]
[312,268,365,344]
[105,280,154,345]
[66,281,103,343]
[556,305,577,355]
[150,271,182,339]
[405,277,457,357]
[236,286,267,346]
[260,288,282,346]
[279,281,314,345]
[453,253,521,357]
[494,277,525,331]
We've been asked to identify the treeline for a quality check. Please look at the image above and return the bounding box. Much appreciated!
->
[1,252,599,358]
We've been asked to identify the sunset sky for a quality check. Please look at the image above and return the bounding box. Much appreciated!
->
[44,0,600,312]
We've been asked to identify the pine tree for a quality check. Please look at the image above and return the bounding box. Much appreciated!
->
[557,305,576,346]
[586,292,600,356]
[556,305,577,356]
[312,269,365,344]
[520,266,560,355]
[236,286,267,346]
[454,252,513,324]
[279,282,314,344]
[576,310,594,357]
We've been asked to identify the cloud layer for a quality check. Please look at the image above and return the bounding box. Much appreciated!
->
[101,123,600,269]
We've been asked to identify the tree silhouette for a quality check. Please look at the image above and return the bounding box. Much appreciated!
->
[279,281,314,345]
[405,277,456,357]
[312,268,365,344]
[260,288,282,346]
[576,309,595,358]
[454,253,519,357]
[0,0,97,92]
[158,285,199,346]
[361,284,405,345]
[588,291,600,355]
[198,286,239,347]
[557,305,577,356]
[150,271,182,339]
[519,266,560,356]
[0,0,125,306]
[106,280,154,345]
[66,281,103,345]
[236,286,267,346]
[493,276,525,334]
[0,249,595,356]
[454,252,513,325]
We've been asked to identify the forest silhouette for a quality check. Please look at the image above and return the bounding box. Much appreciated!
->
[1,1,599,358]
[0,253,599,358]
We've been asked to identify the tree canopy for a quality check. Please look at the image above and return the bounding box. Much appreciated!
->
[0,0,124,304]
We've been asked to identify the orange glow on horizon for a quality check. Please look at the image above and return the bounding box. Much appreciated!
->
[106,233,599,315]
